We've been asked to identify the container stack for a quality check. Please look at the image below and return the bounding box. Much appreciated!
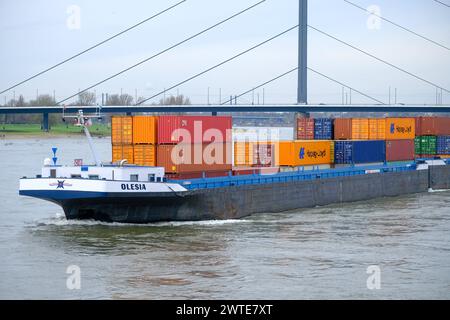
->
[157,115,232,178]
[415,117,450,158]
[384,117,415,162]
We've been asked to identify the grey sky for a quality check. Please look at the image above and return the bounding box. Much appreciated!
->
[0,0,449,105]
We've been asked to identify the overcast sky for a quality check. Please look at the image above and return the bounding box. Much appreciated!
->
[0,0,449,105]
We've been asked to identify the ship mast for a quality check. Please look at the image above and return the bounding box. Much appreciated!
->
[62,106,103,166]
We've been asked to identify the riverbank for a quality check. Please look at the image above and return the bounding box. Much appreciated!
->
[0,123,110,138]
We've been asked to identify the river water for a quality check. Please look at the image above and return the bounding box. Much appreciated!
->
[0,136,449,299]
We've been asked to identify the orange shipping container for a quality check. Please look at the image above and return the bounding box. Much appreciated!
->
[133,144,156,166]
[352,118,369,140]
[368,119,386,140]
[112,145,134,163]
[111,116,133,145]
[277,140,333,166]
[157,143,232,173]
[233,142,274,166]
[132,116,157,144]
[385,118,415,140]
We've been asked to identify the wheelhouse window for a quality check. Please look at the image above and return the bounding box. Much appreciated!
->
[71,174,82,178]
[88,175,99,180]
[148,174,155,182]
[130,174,139,182]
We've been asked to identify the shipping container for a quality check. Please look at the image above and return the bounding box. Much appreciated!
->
[334,118,352,140]
[133,144,156,166]
[436,136,450,155]
[111,116,133,145]
[368,119,386,140]
[296,117,314,140]
[386,140,415,161]
[352,118,369,140]
[314,118,333,140]
[157,143,232,173]
[157,115,231,144]
[334,140,386,164]
[112,145,134,163]
[233,142,275,166]
[277,140,333,166]
[415,117,450,136]
[415,136,437,155]
[132,116,157,144]
[385,118,415,140]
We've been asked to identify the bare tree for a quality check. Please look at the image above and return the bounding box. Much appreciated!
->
[159,94,191,105]
[106,93,134,105]
[77,91,96,106]
[29,94,56,106]
[119,93,134,105]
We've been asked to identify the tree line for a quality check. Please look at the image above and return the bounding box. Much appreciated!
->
[1,91,191,124]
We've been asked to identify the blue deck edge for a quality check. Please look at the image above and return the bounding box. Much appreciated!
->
[169,161,430,191]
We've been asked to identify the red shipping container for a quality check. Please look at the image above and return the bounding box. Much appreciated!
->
[157,115,232,144]
[157,143,232,173]
[334,118,352,140]
[415,117,450,136]
[386,140,415,161]
[297,118,314,140]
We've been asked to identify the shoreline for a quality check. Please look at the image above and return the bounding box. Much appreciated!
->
[0,132,111,139]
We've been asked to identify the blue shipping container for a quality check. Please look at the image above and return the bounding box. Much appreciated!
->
[436,136,450,154]
[334,140,386,164]
[314,118,333,140]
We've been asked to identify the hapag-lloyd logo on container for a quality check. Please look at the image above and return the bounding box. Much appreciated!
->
[298,148,327,160]
[170,121,279,166]
[389,122,412,135]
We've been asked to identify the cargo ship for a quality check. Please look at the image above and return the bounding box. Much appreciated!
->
[18,112,450,223]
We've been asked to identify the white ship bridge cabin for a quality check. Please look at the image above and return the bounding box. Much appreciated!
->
[38,159,165,183]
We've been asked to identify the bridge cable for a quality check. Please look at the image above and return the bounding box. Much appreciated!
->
[308,25,450,93]
[344,0,450,51]
[135,25,299,105]
[307,67,386,104]
[0,0,187,95]
[432,0,450,8]
[56,0,267,105]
